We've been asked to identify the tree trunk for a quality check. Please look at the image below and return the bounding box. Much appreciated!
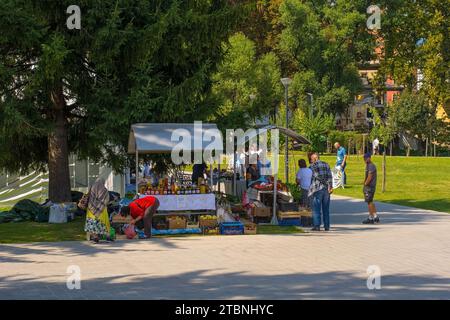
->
[48,87,72,202]
[382,150,386,193]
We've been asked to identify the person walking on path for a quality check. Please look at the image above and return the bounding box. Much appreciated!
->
[84,178,112,243]
[362,153,380,224]
[308,153,333,231]
[334,142,348,185]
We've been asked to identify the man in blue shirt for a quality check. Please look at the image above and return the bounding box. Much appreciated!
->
[334,142,348,185]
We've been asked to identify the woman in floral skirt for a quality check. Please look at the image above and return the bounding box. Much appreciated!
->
[84,178,111,243]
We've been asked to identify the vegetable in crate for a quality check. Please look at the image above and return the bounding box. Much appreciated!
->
[286,183,301,203]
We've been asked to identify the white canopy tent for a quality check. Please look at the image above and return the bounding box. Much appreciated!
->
[128,123,220,154]
[128,123,221,193]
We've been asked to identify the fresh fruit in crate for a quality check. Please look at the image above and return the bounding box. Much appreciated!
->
[200,215,216,220]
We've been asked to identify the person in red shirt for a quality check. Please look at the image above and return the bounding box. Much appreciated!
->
[121,196,160,238]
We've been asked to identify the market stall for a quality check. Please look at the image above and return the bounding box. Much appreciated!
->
[125,123,221,235]
[234,125,311,225]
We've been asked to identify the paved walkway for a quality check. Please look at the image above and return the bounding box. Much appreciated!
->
[1,195,449,299]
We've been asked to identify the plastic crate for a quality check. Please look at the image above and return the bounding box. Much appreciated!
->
[219,222,244,235]
[278,218,301,226]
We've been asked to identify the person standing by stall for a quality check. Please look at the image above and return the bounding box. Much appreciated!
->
[121,196,160,238]
[296,159,312,208]
[192,162,207,185]
[84,178,112,243]
[308,153,333,231]
[334,142,348,185]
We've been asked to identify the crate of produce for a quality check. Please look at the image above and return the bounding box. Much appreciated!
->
[244,222,257,235]
[167,216,187,229]
[202,226,220,235]
[277,211,301,219]
[278,218,301,226]
[277,201,299,212]
[199,215,218,228]
[219,222,244,235]
[187,222,200,229]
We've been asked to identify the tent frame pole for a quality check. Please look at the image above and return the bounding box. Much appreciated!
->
[233,152,237,196]
[135,146,139,195]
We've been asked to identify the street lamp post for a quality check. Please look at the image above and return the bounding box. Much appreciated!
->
[281,77,292,184]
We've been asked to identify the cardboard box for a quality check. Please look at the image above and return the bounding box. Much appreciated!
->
[112,214,132,224]
[199,218,218,228]
[252,206,271,217]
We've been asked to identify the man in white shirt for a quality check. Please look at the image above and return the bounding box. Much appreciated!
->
[296,159,313,207]
[373,138,380,155]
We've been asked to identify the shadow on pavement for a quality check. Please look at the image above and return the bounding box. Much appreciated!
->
[0,269,449,300]
[0,237,195,264]
[330,197,449,226]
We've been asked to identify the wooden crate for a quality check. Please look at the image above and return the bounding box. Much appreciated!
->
[199,218,218,228]
[278,211,301,219]
[244,222,257,235]
[167,217,187,229]
[186,223,200,229]
[203,227,219,235]
[299,208,312,217]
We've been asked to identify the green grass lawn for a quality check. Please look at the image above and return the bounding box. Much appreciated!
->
[0,218,303,243]
[0,217,86,244]
[257,225,304,234]
[279,153,450,213]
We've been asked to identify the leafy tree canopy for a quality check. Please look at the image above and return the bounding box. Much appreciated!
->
[210,32,282,130]
[278,0,376,115]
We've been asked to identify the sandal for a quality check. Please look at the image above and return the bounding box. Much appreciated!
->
[90,235,100,243]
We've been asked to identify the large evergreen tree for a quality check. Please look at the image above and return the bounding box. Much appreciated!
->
[0,0,243,201]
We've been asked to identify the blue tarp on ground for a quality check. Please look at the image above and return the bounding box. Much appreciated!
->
[135,228,202,237]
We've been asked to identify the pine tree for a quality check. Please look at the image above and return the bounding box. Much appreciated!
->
[0,0,243,201]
